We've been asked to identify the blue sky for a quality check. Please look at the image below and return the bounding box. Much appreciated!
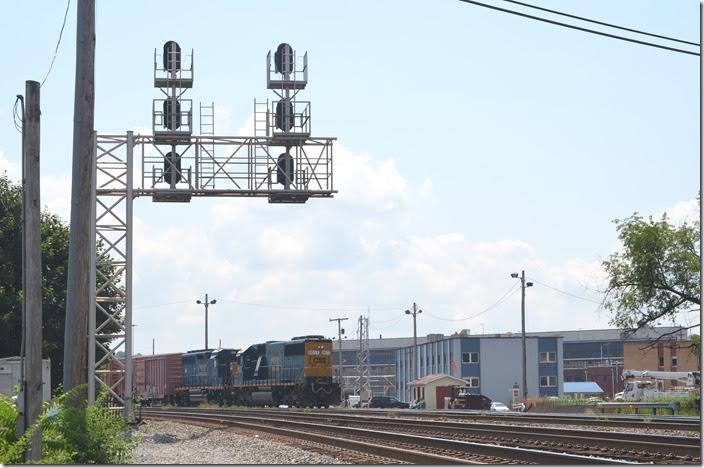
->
[1,1,699,354]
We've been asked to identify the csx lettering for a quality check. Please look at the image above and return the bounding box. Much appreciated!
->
[311,357,327,364]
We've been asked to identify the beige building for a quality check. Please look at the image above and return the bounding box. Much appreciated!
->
[409,374,467,409]
[624,341,700,390]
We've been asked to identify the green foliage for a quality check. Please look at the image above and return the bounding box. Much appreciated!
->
[602,210,700,335]
[0,386,135,464]
[0,174,121,391]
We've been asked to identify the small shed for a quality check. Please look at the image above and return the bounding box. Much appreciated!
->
[409,374,468,410]
[563,381,605,399]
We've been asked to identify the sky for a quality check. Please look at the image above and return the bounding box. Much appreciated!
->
[0,0,699,355]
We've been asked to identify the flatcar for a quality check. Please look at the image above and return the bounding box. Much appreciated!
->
[171,335,341,408]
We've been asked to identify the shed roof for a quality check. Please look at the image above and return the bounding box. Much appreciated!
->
[563,381,604,394]
[409,374,467,386]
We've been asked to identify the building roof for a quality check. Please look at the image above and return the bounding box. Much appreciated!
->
[563,381,604,394]
[409,374,467,386]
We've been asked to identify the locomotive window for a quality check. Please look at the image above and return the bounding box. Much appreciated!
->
[285,342,305,356]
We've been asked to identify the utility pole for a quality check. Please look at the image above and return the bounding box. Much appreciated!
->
[196,294,216,349]
[405,302,422,380]
[152,338,155,355]
[64,0,96,402]
[511,270,533,399]
[23,80,42,460]
[329,317,348,391]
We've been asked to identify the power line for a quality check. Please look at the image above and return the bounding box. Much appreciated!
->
[40,0,71,87]
[502,0,699,47]
[527,277,603,305]
[133,299,193,310]
[458,0,699,57]
[426,281,520,322]
[217,298,404,313]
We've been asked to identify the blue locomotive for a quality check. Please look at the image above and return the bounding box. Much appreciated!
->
[171,335,341,407]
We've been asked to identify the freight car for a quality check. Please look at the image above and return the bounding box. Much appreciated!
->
[172,335,341,408]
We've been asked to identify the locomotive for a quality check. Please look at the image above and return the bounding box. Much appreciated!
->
[170,335,341,407]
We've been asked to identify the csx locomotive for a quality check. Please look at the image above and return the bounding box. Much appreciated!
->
[170,335,341,407]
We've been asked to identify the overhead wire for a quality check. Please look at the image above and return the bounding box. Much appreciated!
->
[527,277,603,304]
[502,0,699,47]
[426,281,520,322]
[40,0,71,87]
[458,0,699,56]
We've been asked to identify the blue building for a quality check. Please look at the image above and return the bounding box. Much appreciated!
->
[396,332,564,404]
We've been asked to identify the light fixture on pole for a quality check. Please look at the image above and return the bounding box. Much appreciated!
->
[405,303,422,380]
[329,317,348,392]
[196,293,216,349]
[510,271,532,400]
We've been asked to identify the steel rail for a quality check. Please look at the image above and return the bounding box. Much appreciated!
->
[144,407,700,459]
[142,409,631,464]
[332,407,702,432]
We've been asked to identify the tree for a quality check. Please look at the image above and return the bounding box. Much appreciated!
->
[0,174,120,391]
[602,208,700,347]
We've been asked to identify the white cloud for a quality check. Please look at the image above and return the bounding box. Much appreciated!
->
[214,105,233,135]
[662,199,698,226]
[0,151,20,180]
[418,179,433,198]
[334,143,407,212]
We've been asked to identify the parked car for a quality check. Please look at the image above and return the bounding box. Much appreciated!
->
[490,401,510,412]
[369,396,409,409]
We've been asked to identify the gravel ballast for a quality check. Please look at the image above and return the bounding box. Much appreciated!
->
[131,420,348,464]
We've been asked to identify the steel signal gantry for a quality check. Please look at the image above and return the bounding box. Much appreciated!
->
[89,42,336,418]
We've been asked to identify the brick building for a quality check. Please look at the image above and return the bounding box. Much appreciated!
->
[623,340,700,390]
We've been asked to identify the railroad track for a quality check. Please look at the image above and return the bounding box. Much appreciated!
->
[330,407,701,432]
[140,408,659,464]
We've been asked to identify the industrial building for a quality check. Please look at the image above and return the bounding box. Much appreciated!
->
[396,333,563,405]
[333,326,690,403]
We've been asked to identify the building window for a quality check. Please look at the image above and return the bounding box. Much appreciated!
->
[671,356,678,367]
[539,351,556,363]
[462,352,479,364]
[467,376,480,387]
[658,356,664,368]
[540,375,557,387]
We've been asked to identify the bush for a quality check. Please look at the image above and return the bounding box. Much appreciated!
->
[0,386,136,464]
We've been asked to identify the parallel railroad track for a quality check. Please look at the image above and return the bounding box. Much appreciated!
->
[330,408,702,432]
[141,408,674,464]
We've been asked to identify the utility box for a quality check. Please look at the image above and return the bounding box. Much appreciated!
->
[0,357,51,402]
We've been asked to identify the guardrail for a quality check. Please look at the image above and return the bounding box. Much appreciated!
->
[597,401,680,415]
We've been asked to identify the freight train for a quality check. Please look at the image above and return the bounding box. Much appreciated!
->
[124,335,341,408]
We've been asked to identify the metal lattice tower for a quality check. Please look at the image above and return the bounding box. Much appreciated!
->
[353,315,371,399]
[89,42,336,418]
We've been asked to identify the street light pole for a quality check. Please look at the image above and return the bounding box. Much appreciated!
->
[196,294,216,349]
[329,317,348,392]
[405,303,422,380]
[511,271,532,400]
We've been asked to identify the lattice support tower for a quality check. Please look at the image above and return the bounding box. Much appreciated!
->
[353,315,371,399]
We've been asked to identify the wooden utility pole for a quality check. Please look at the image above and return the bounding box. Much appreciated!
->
[405,302,422,380]
[64,0,96,400]
[23,80,43,460]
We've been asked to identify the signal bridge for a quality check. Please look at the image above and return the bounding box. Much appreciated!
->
[90,42,336,418]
